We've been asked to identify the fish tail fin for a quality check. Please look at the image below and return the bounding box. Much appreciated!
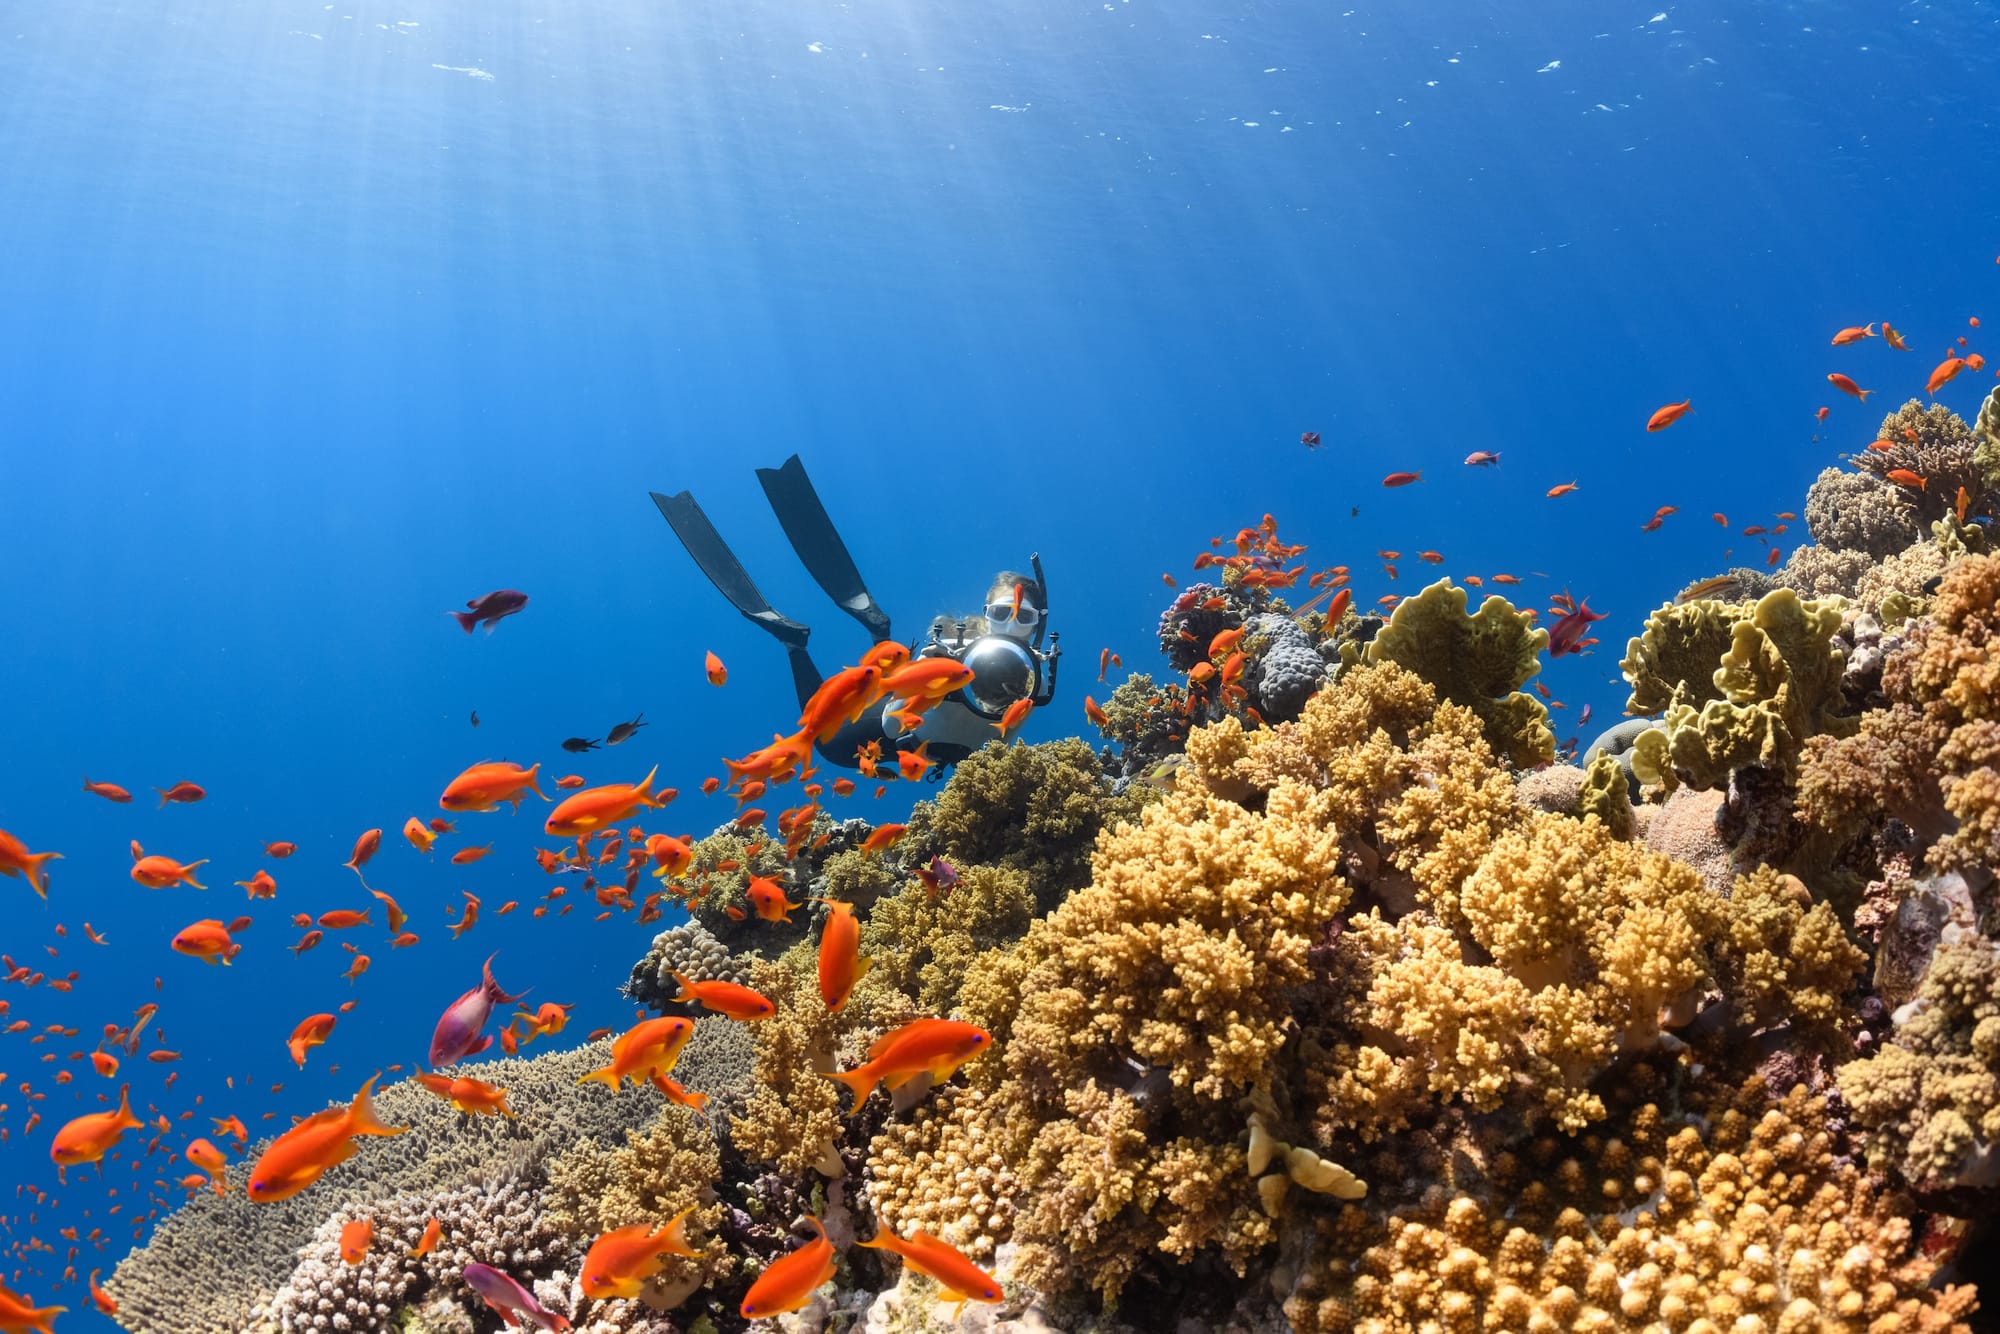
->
[671,970,698,1004]
[821,1065,879,1113]
[114,1084,141,1130]
[637,764,661,806]
[659,1206,698,1256]
[525,763,548,803]
[855,1225,906,1255]
[348,1075,405,1138]
[1860,387,1874,401]
[182,860,208,890]
[26,1306,66,1334]
[452,610,479,634]
[575,1064,622,1092]
[154,787,170,808]
[23,851,61,899]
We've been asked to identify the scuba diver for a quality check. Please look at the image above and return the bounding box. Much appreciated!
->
[650,454,1059,773]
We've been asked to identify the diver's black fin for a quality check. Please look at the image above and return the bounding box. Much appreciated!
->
[650,489,810,650]
[755,454,892,643]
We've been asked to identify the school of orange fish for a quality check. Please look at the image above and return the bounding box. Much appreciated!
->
[0,302,1994,1331]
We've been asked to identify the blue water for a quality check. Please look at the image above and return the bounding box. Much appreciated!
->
[2,0,1996,1323]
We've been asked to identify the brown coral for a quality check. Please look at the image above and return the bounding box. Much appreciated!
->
[1852,399,1995,524]
[1281,1079,1978,1334]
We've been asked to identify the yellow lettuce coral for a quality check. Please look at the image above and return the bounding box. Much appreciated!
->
[1362,577,1554,768]
[1629,588,1852,790]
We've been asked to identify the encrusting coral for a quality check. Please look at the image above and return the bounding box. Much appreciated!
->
[1361,577,1554,768]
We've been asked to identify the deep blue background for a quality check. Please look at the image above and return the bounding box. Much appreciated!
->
[2,0,1996,1321]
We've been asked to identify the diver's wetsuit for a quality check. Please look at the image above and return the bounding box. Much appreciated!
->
[651,455,1055,772]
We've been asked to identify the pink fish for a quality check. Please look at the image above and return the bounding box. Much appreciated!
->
[452,589,528,635]
[1463,450,1501,467]
[462,1263,571,1332]
[1547,596,1608,658]
[428,953,525,1067]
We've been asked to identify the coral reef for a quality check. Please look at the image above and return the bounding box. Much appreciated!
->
[1804,464,1925,558]
[1853,399,1996,524]
[727,955,854,1179]
[1839,937,2000,1194]
[860,863,1036,1015]
[1626,588,1852,791]
[624,919,747,1012]
[1800,551,2000,875]
[1361,577,1554,768]
[106,1027,755,1334]
[1280,1078,1978,1334]
[861,1084,1019,1261]
[1240,611,1331,723]
[900,737,1149,909]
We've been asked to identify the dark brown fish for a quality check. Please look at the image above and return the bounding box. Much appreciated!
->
[605,714,648,746]
[452,590,528,635]
[561,737,601,754]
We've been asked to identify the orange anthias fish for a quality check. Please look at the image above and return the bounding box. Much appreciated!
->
[49,1084,144,1178]
[247,1076,405,1202]
[798,664,886,744]
[82,776,133,803]
[895,745,933,781]
[414,1073,515,1118]
[0,1282,65,1334]
[817,899,872,1013]
[879,658,975,707]
[439,761,547,813]
[704,650,728,686]
[1646,400,1692,431]
[234,869,278,899]
[671,971,775,1021]
[1883,322,1910,350]
[402,817,437,855]
[408,1218,443,1257]
[339,1217,373,1265]
[0,830,63,899]
[450,844,493,866]
[993,696,1033,738]
[1826,372,1872,401]
[1830,323,1875,345]
[130,843,206,890]
[317,909,372,930]
[185,1137,229,1196]
[646,834,695,878]
[170,919,241,966]
[556,775,586,789]
[858,1220,1005,1313]
[740,1217,837,1319]
[287,1013,338,1068]
[90,1269,118,1315]
[545,766,666,838]
[746,875,804,923]
[824,1019,992,1112]
[860,823,908,857]
[581,1211,700,1299]
[344,828,382,875]
[1886,469,1927,491]
[1381,471,1421,487]
[1929,356,1967,395]
[576,1016,694,1092]
[154,780,207,807]
[1546,481,1580,498]
[264,840,299,858]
